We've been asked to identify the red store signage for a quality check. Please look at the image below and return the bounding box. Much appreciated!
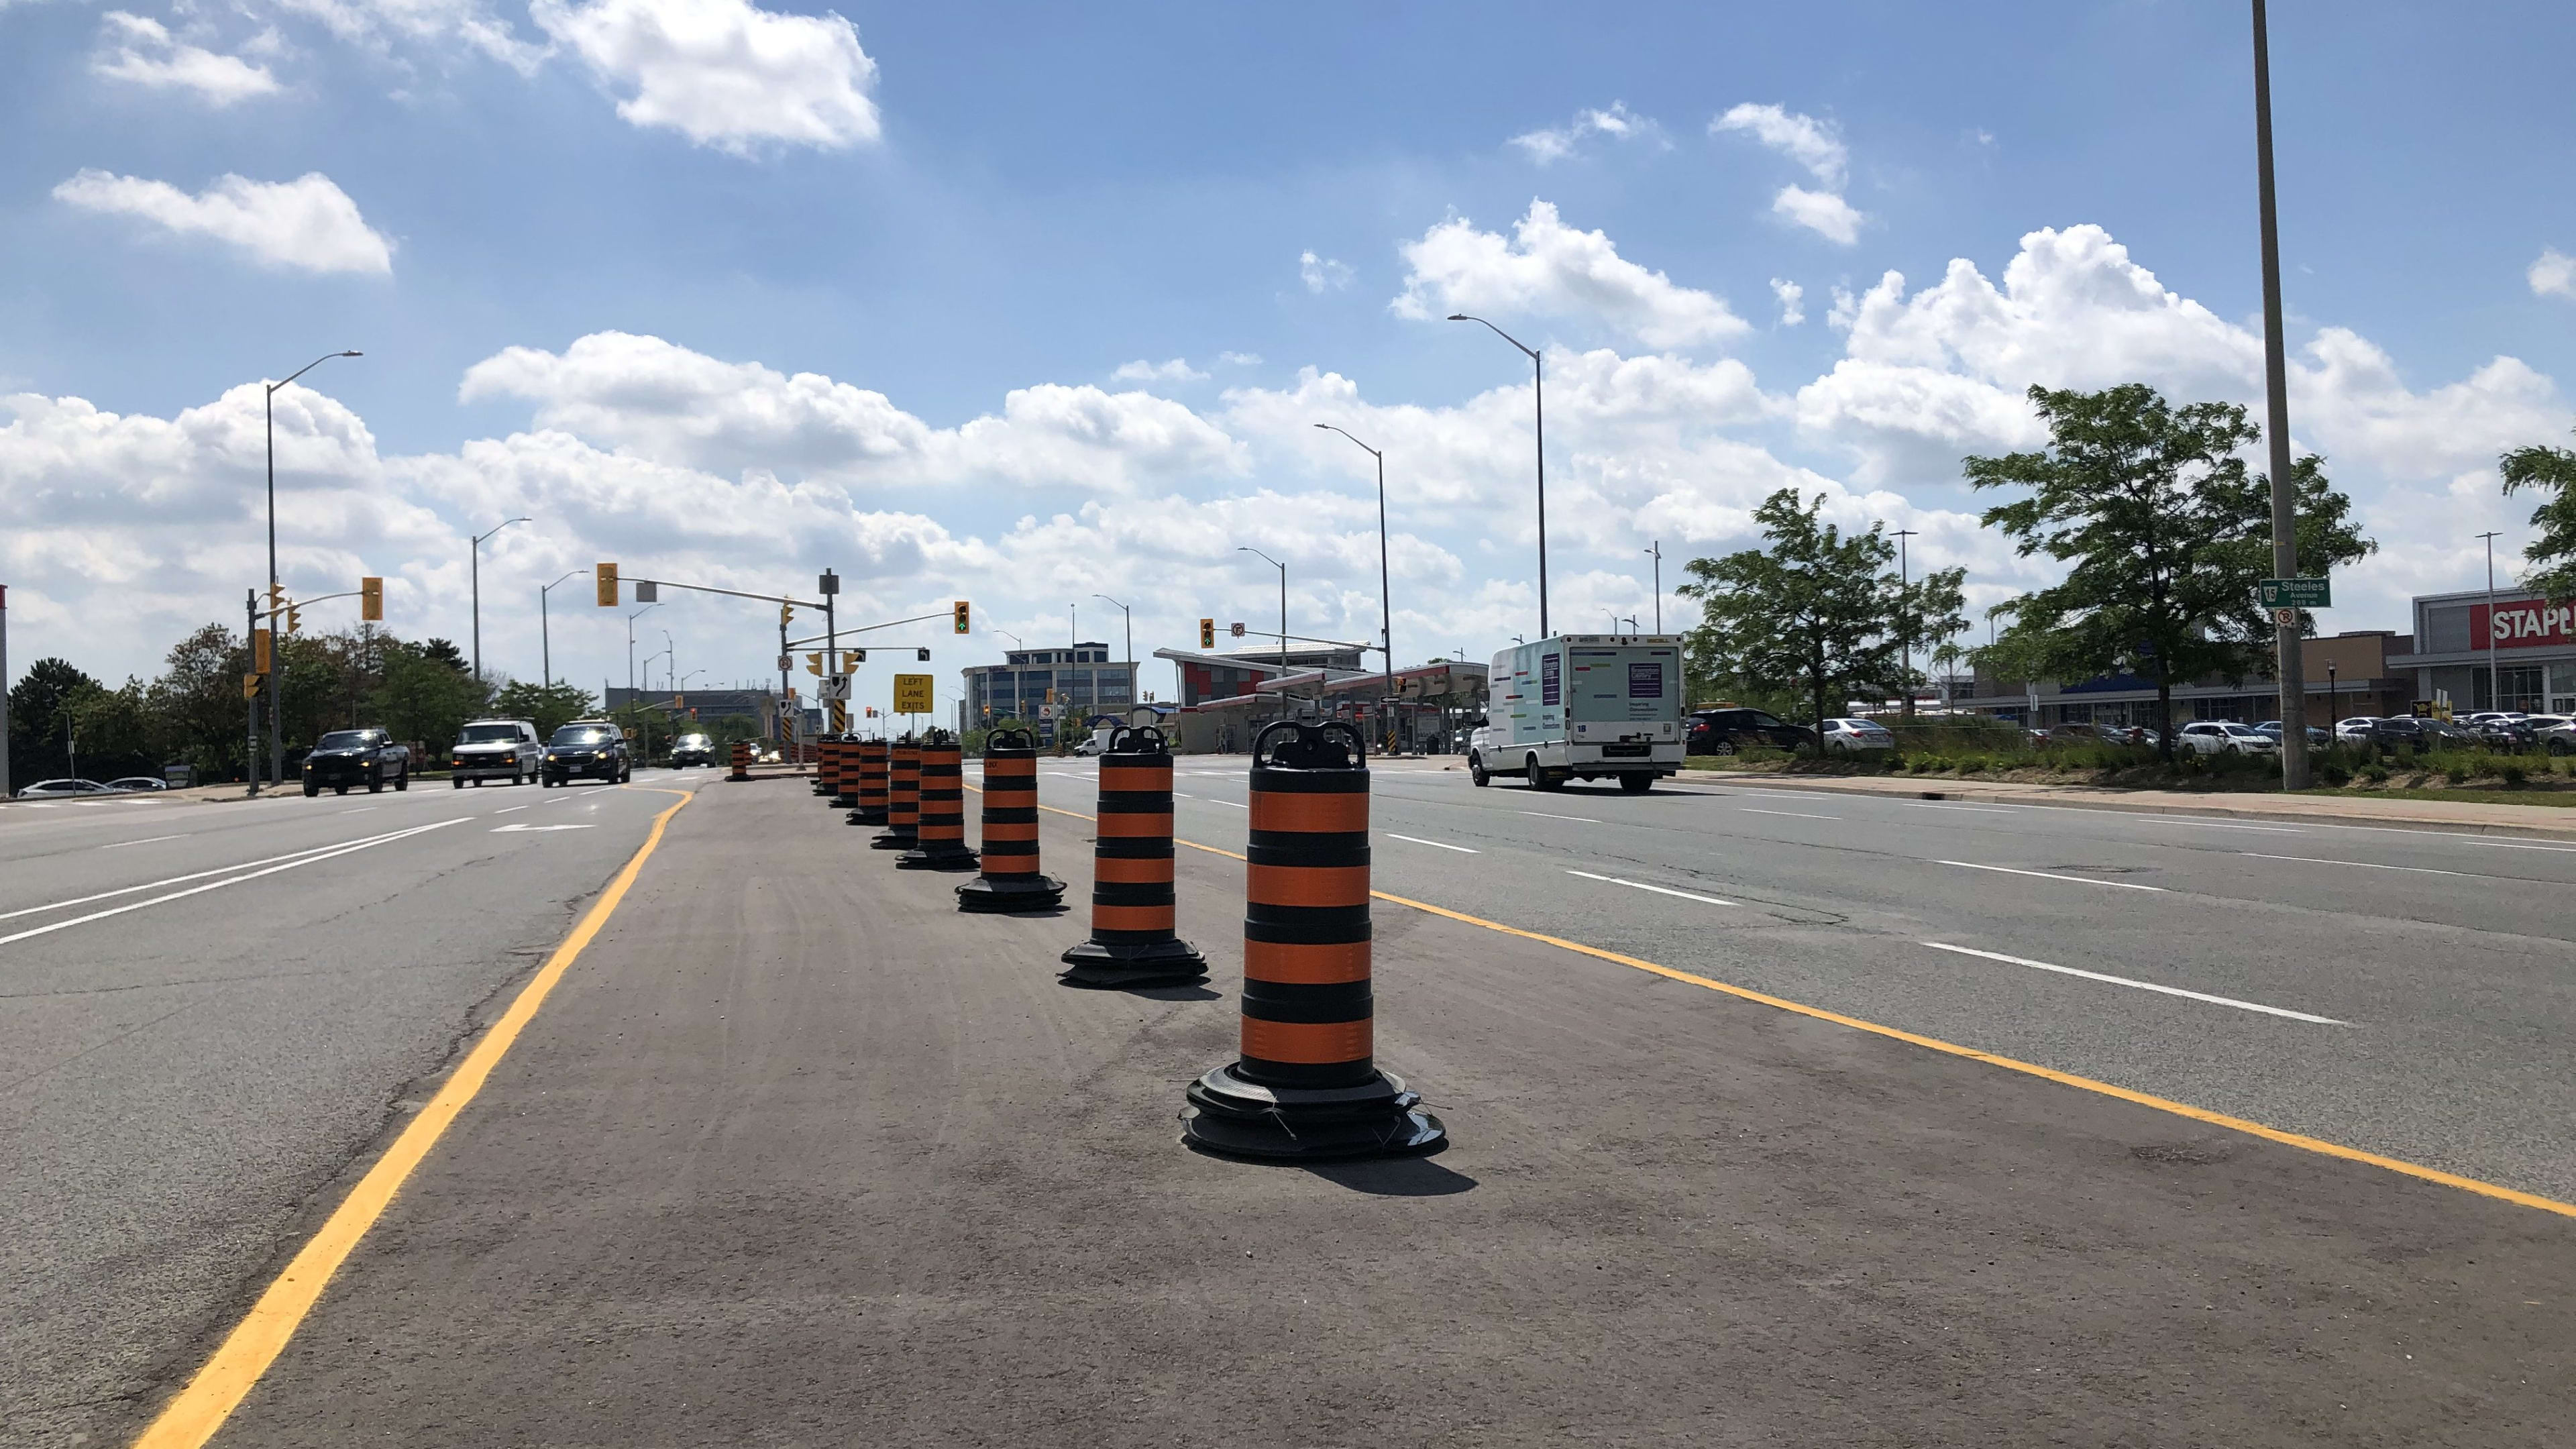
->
[2472,600,2576,651]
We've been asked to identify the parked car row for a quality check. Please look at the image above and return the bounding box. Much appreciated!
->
[12,777,167,798]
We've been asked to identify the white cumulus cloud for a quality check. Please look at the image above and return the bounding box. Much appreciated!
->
[530,0,882,152]
[92,11,282,104]
[1299,250,1354,294]
[1112,358,1208,384]
[1770,278,1805,327]
[1712,102,1847,187]
[1770,184,1865,246]
[1508,101,1666,165]
[2531,248,2576,301]
[52,170,394,274]
[1392,199,1748,350]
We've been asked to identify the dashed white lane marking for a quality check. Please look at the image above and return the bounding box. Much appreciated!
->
[1741,808,1838,821]
[1209,799,1248,810]
[1905,802,2019,814]
[1518,810,1601,823]
[494,805,531,814]
[1,820,471,948]
[1386,834,1479,853]
[1566,869,1737,908]
[2142,818,2303,834]
[1937,860,2167,892]
[2243,852,2481,879]
[338,807,376,815]
[1919,941,2349,1025]
[99,835,185,850]
[2461,839,2576,854]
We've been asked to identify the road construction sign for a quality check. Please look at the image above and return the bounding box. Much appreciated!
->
[894,673,933,714]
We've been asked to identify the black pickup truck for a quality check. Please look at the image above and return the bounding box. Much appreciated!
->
[302,729,411,796]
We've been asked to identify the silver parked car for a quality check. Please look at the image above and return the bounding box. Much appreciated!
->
[1820,717,1897,753]
[2178,721,2279,757]
[15,779,112,798]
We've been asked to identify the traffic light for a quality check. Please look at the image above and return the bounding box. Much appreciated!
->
[596,563,619,606]
[915,647,930,662]
[953,600,971,635]
[805,653,823,676]
[851,647,866,663]
[1199,617,1215,648]
[284,602,303,633]
[674,693,686,708]
[241,672,262,700]
[360,576,383,621]
[266,581,285,614]
[253,628,272,673]
[780,601,795,627]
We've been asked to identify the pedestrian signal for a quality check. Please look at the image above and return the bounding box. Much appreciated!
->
[1199,617,1215,648]
[596,564,619,606]
[953,600,971,635]
[360,576,383,621]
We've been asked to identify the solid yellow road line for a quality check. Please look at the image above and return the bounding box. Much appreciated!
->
[1041,796,2576,1220]
[131,791,696,1449]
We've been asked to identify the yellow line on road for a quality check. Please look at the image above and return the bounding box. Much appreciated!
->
[1038,795,2576,1220]
[130,790,696,1449]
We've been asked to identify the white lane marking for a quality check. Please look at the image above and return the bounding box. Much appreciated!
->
[1209,799,1248,810]
[1918,941,2349,1025]
[1937,860,2167,892]
[99,835,185,850]
[490,822,595,833]
[1,820,470,949]
[2461,839,2576,854]
[3,825,473,922]
[1905,802,2019,815]
[2242,852,2480,879]
[1566,869,1737,908]
[1386,834,1479,853]
[1741,808,1838,821]
[494,804,531,814]
[339,807,376,814]
[2144,818,2304,834]
[1519,810,1601,823]
[1173,792,1198,799]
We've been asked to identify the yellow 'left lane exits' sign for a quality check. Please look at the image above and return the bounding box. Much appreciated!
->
[893,673,932,714]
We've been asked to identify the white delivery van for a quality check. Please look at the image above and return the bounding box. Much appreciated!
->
[1468,636,1684,792]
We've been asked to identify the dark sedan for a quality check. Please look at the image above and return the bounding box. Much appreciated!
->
[1687,708,1818,755]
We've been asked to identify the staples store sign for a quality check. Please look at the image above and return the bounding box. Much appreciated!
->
[2472,600,2576,651]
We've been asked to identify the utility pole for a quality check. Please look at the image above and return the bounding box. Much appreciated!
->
[2252,0,2309,789]
[2478,530,2502,710]
[819,569,839,736]
[1894,529,1918,720]
[245,588,260,797]
[0,583,10,802]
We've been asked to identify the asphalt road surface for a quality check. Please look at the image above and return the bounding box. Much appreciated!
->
[0,769,702,1448]
[13,761,2575,1446]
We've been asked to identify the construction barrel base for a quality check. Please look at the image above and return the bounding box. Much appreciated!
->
[955,873,1065,912]
[1179,1064,1448,1161]
[1057,936,1208,989]
[896,843,980,871]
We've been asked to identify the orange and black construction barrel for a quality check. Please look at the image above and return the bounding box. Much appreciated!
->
[830,738,861,810]
[871,737,921,851]
[847,739,890,826]
[729,741,750,782]
[957,729,1063,911]
[899,731,979,871]
[1181,720,1445,1160]
[813,737,839,796]
[1059,724,1205,987]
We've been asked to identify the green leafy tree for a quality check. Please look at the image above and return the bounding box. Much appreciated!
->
[2499,426,2576,601]
[1677,488,1950,750]
[489,680,598,737]
[1968,384,2374,760]
[144,623,255,781]
[9,657,101,784]
[371,639,488,753]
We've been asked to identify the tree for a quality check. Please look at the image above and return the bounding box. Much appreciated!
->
[488,680,598,737]
[371,639,487,751]
[145,623,254,781]
[2499,427,2576,602]
[1968,384,2374,761]
[1676,489,1950,751]
[9,657,101,783]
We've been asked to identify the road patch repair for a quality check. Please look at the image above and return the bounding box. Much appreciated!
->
[133,776,2573,1446]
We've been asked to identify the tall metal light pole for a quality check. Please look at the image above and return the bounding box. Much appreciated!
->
[263,348,362,788]
[539,569,581,691]
[2252,0,2308,788]
[1894,528,1919,719]
[626,600,660,700]
[1642,541,1662,634]
[1314,424,1399,745]
[2478,530,2503,710]
[1238,547,1288,716]
[469,517,529,686]
[0,582,10,802]
[996,629,1025,722]
[1093,595,1134,707]
[1448,313,1548,639]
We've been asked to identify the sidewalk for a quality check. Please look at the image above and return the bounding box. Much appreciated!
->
[1689,767,2576,837]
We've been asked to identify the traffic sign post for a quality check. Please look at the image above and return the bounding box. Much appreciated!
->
[2259,577,2330,610]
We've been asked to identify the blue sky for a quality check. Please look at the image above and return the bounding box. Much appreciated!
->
[4,0,2573,712]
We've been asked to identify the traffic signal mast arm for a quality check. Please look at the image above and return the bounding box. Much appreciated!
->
[618,574,830,612]
[784,608,951,650]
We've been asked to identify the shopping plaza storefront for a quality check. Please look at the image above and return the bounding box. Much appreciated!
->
[2388,588,2576,714]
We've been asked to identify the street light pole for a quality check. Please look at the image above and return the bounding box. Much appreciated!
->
[469,517,529,687]
[1894,529,1918,719]
[1447,313,1548,639]
[626,600,660,701]
[263,348,362,790]
[996,629,1025,722]
[539,569,581,691]
[1093,596,1134,709]
[1315,424,1399,749]
[1238,547,1288,716]
[1642,541,1662,634]
[2478,530,2502,710]
[2252,0,2308,788]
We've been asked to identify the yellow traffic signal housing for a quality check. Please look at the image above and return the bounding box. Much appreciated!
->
[953,600,971,635]
[596,563,619,606]
[266,581,285,611]
[253,628,272,673]
[780,601,795,627]
[285,602,303,633]
[241,672,262,700]
[805,653,823,676]
[360,576,383,621]
[1199,617,1215,648]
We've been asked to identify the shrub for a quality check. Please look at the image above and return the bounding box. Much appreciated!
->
[1957,754,1987,773]
[2363,763,2390,784]
[2502,761,2529,788]
[2317,760,2351,786]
